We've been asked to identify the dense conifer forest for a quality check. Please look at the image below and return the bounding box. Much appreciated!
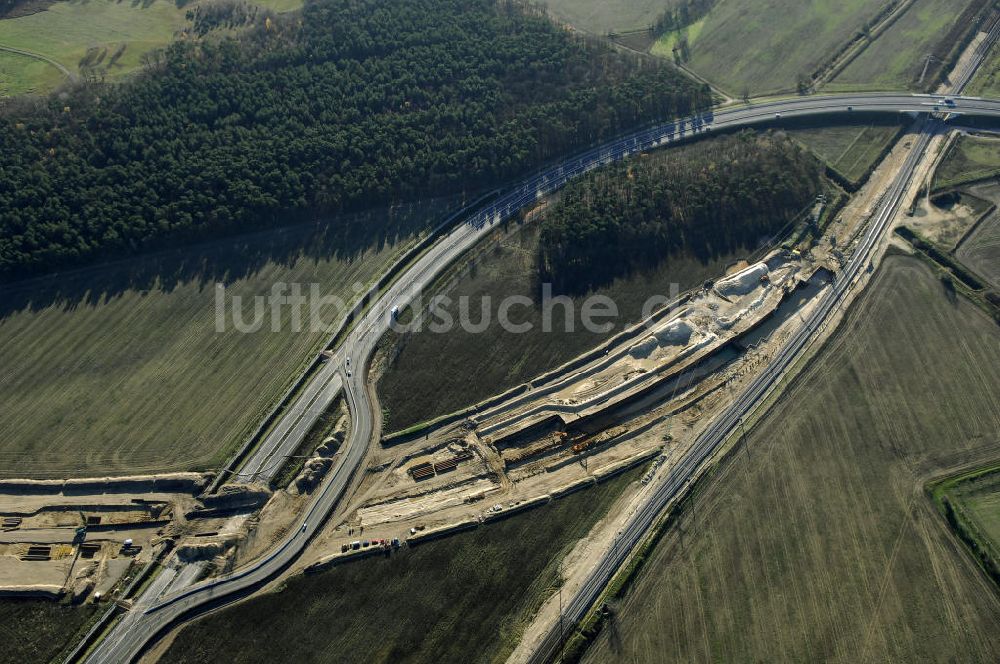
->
[0,0,710,280]
[538,131,823,292]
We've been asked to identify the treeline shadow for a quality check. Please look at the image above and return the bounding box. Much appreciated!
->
[0,197,458,321]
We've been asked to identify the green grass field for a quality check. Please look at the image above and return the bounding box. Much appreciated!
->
[162,468,640,664]
[935,134,1000,190]
[0,47,64,95]
[584,255,1000,662]
[541,0,673,34]
[786,121,902,184]
[0,599,98,664]
[677,0,890,94]
[830,0,976,91]
[0,201,447,478]
[963,485,1000,558]
[0,0,303,96]
[964,482,1000,551]
[650,17,706,59]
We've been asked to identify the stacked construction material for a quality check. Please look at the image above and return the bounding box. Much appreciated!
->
[22,544,51,561]
[409,462,435,481]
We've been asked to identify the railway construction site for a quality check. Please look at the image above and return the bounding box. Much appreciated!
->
[306,244,842,566]
[0,473,280,605]
[0,238,841,598]
[5,0,1000,662]
[303,104,958,570]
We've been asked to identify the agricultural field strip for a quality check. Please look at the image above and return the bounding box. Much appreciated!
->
[830,0,977,89]
[679,0,902,94]
[83,91,1000,663]
[579,256,1000,663]
[0,238,402,478]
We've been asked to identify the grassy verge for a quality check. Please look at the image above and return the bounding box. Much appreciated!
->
[0,200,446,478]
[270,396,344,490]
[0,599,99,664]
[967,40,1000,97]
[577,255,1000,662]
[930,465,1000,588]
[161,467,641,664]
[0,0,304,95]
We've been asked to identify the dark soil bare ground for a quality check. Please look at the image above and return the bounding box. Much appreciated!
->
[0,599,98,664]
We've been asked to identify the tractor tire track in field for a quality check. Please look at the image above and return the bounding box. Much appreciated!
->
[0,42,72,80]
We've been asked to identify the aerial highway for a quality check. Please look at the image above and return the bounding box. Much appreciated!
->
[81,91,1000,663]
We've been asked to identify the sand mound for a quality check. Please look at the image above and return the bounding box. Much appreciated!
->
[716,263,768,297]
[654,320,693,346]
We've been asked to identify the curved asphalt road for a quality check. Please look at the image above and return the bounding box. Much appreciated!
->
[84,92,1000,663]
